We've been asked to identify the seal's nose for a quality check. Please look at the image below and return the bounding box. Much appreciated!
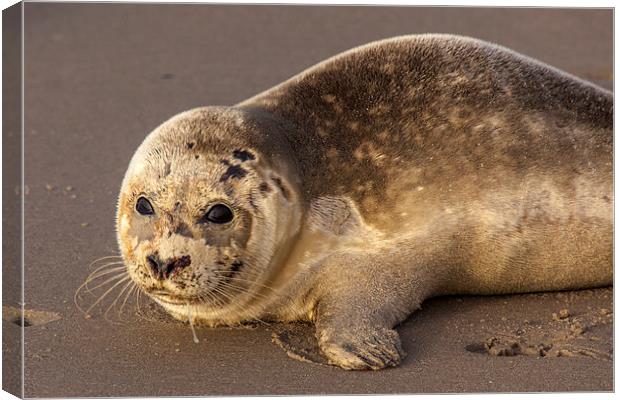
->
[146,254,191,280]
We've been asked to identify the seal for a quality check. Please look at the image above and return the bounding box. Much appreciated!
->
[115,34,612,370]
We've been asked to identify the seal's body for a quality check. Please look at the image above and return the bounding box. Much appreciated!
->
[116,35,612,369]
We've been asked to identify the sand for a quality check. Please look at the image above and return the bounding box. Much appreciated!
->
[3,4,612,396]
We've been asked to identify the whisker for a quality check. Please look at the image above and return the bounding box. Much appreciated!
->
[85,262,125,281]
[119,284,137,317]
[135,285,143,316]
[74,286,90,316]
[83,272,128,294]
[209,285,239,303]
[85,265,126,279]
[216,282,272,302]
[88,255,123,269]
[210,286,272,326]
[104,280,134,323]
[200,291,225,309]
[75,272,127,315]
[83,267,128,293]
[208,281,273,327]
[211,271,279,293]
[90,255,123,265]
[212,275,278,300]
[247,315,271,327]
[84,276,131,315]
[197,291,223,309]
[84,263,126,285]
[209,286,246,312]
[88,259,125,271]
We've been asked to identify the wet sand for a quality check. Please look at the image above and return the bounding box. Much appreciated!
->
[8,4,613,396]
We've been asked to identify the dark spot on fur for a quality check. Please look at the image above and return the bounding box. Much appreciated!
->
[271,176,290,200]
[161,73,174,80]
[195,155,199,159]
[186,142,195,149]
[164,162,171,176]
[259,182,271,194]
[220,159,230,166]
[224,186,235,198]
[220,165,248,182]
[233,149,255,162]
[458,109,471,119]
[248,193,259,212]
[174,222,192,238]
[602,195,610,203]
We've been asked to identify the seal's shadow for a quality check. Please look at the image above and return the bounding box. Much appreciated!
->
[271,322,330,366]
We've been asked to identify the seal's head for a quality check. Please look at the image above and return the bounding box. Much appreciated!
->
[116,107,301,324]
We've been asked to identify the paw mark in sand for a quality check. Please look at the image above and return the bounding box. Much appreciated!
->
[466,338,552,357]
[2,306,61,327]
[466,337,611,361]
[466,306,612,361]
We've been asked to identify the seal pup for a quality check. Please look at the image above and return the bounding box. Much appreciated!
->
[116,34,612,370]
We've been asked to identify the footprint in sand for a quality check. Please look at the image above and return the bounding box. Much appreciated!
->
[466,307,613,361]
[2,305,61,327]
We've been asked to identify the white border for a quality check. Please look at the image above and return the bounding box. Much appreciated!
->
[0,2,615,400]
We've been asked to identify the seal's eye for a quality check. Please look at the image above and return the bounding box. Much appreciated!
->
[203,204,233,224]
[136,197,154,215]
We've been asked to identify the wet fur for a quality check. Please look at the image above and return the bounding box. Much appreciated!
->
[117,35,612,370]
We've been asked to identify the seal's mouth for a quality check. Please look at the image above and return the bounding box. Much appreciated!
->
[148,290,202,306]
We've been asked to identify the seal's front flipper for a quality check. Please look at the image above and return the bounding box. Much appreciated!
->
[317,325,406,370]
[271,322,405,370]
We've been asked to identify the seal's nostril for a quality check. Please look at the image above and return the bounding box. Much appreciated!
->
[146,255,163,279]
[164,255,191,278]
[146,255,158,269]
[177,255,191,269]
